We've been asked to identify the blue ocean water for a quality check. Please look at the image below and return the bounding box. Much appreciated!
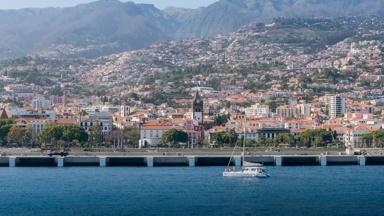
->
[0,166,383,216]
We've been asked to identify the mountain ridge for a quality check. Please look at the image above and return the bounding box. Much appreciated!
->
[0,0,177,58]
[0,0,383,59]
[174,0,384,37]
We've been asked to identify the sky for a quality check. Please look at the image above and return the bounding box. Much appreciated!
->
[0,0,218,10]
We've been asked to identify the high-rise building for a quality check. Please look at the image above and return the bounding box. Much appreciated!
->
[329,95,346,117]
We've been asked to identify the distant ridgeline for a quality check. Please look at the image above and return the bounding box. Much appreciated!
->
[0,16,382,85]
[0,0,383,59]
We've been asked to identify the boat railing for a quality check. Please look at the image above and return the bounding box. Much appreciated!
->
[224,167,243,172]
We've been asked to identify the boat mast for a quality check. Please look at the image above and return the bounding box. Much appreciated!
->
[242,122,246,167]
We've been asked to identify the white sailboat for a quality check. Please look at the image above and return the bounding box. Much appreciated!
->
[223,128,269,178]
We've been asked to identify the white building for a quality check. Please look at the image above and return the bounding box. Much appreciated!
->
[245,103,270,118]
[101,105,119,113]
[16,118,48,135]
[298,104,312,118]
[276,106,299,119]
[329,95,346,117]
[31,96,51,110]
[343,125,371,148]
[80,112,113,135]
[139,119,202,148]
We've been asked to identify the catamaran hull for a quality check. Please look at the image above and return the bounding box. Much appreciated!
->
[223,172,269,178]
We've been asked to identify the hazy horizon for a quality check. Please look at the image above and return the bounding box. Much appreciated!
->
[0,0,218,10]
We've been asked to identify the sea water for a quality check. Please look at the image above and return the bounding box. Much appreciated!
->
[0,166,383,216]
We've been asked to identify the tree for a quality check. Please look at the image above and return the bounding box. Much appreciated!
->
[125,92,140,101]
[6,125,35,147]
[104,127,139,150]
[211,131,226,147]
[362,133,373,148]
[160,129,188,147]
[62,125,88,146]
[273,133,292,145]
[296,129,334,148]
[105,129,124,150]
[124,126,140,147]
[38,122,62,147]
[362,131,384,148]
[7,125,23,147]
[258,135,267,146]
[80,110,88,117]
[211,129,238,147]
[38,123,88,148]
[21,126,35,147]
[245,80,257,92]
[0,119,15,146]
[371,131,384,148]
[207,78,221,90]
[89,124,103,148]
[213,114,230,126]
[225,129,238,147]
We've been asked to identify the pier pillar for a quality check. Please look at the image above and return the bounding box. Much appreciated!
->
[188,156,195,167]
[9,157,16,167]
[275,156,282,166]
[57,157,64,167]
[99,157,107,167]
[358,156,366,166]
[147,157,154,167]
[320,156,327,166]
[234,156,242,167]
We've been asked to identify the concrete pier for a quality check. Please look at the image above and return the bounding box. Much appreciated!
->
[99,157,107,167]
[146,157,154,167]
[9,157,16,167]
[188,156,195,167]
[275,156,282,166]
[320,156,327,166]
[358,156,366,166]
[57,157,64,167]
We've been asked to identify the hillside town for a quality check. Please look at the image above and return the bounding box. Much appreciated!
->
[0,17,383,154]
[0,85,383,153]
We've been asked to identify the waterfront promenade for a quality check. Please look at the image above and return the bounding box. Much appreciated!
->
[0,146,355,156]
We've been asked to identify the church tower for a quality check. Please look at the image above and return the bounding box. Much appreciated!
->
[120,104,130,117]
[192,90,203,125]
[120,98,130,117]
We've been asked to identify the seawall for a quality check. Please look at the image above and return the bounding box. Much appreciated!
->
[1,155,384,167]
